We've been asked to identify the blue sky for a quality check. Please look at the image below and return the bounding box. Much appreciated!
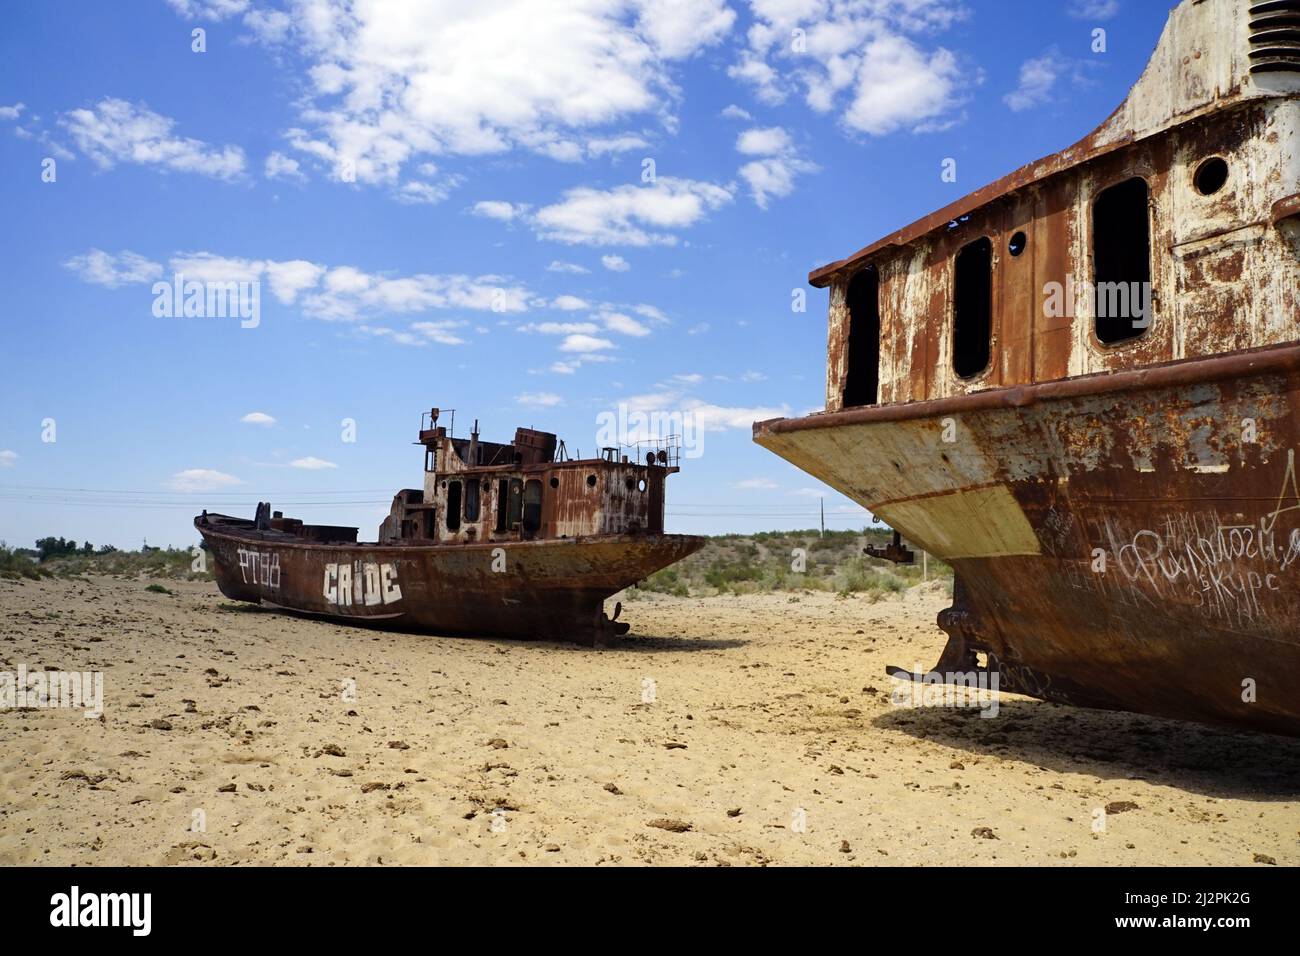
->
[0,0,1172,548]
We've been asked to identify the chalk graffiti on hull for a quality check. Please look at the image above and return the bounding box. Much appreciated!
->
[236,548,280,589]
[323,561,402,607]
[1046,449,1300,633]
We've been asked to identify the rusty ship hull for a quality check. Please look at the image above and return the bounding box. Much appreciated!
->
[758,342,1300,736]
[197,513,702,643]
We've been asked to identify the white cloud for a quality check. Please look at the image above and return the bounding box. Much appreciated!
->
[241,412,276,426]
[1004,49,1065,112]
[60,98,246,180]
[551,295,591,311]
[619,388,788,436]
[736,126,791,156]
[602,311,650,337]
[735,477,778,490]
[0,450,17,468]
[720,104,752,121]
[519,321,601,335]
[601,254,631,272]
[473,200,528,221]
[395,176,462,205]
[167,468,243,492]
[560,333,616,353]
[547,260,590,274]
[0,103,24,121]
[62,249,162,288]
[243,0,735,185]
[264,150,306,181]
[740,370,767,382]
[1067,0,1120,19]
[586,134,651,157]
[735,125,817,208]
[730,1,972,137]
[165,0,249,19]
[516,391,564,407]
[290,456,338,470]
[535,177,733,246]
[633,303,668,323]
[66,246,530,329]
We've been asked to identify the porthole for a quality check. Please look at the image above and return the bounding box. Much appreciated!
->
[1194,157,1229,196]
[1008,231,1027,257]
[638,479,647,492]
[625,476,636,491]
[586,474,597,488]
[549,476,559,489]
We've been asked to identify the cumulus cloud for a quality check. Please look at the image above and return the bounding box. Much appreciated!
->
[241,411,276,426]
[1004,48,1094,112]
[218,0,734,185]
[0,450,17,468]
[547,260,590,274]
[65,247,529,332]
[601,254,631,272]
[60,98,245,180]
[167,468,243,492]
[289,456,338,470]
[735,125,817,208]
[516,391,564,407]
[472,200,528,222]
[730,0,973,137]
[62,249,163,287]
[264,150,306,181]
[534,177,733,246]
[1067,0,1120,19]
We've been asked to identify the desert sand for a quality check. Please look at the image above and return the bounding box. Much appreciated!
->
[0,575,1296,866]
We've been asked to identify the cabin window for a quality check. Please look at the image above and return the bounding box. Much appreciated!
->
[424,449,436,472]
[522,480,542,536]
[445,481,462,531]
[843,266,880,407]
[507,479,523,529]
[464,478,480,522]
[424,510,436,539]
[1008,231,1027,257]
[952,236,993,378]
[495,479,510,532]
[1194,157,1228,196]
[1092,177,1151,345]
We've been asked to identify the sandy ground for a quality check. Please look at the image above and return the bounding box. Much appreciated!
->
[0,575,1297,867]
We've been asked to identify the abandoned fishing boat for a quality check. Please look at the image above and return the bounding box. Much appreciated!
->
[755,0,1300,735]
[195,409,703,643]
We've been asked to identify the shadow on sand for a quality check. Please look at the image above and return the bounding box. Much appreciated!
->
[874,697,1300,800]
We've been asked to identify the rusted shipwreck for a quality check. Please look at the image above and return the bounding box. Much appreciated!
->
[755,0,1300,735]
[196,410,703,643]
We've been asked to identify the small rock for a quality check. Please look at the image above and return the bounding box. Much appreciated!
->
[149,719,173,731]
[971,827,998,840]
[647,818,692,833]
[603,783,622,795]
[487,738,509,750]
[216,783,236,793]
[1253,853,1276,865]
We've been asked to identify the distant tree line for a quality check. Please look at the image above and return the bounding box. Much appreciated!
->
[34,537,118,561]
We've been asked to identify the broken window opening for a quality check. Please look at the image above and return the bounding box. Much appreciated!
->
[522,480,542,536]
[843,266,880,407]
[952,236,993,378]
[1092,176,1152,345]
[494,479,510,533]
[464,478,480,522]
[445,481,462,532]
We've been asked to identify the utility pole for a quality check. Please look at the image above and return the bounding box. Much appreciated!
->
[819,497,825,538]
